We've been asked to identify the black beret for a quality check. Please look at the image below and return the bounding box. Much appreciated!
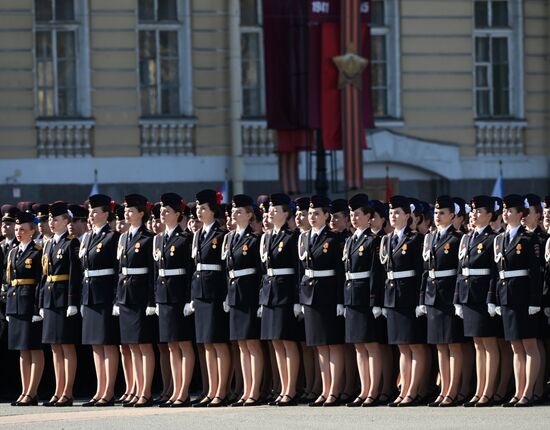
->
[161,192,185,214]
[388,195,411,213]
[68,204,88,221]
[49,201,68,218]
[196,189,220,206]
[151,203,162,219]
[331,198,349,214]
[256,195,270,212]
[492,197,503,214]
[452,197,468,216]
[114,204,125,220]
[434,195,455,212]
[294,197,310,212]
[544,196,550,209]
[232,194,254,208]
[252,204,262,221]
[348,193,370,211]
[17,201,36,214]
[309,195,331,209]
[1,204,19,222]
[16,211,36,225]
[503,194,528,210]
[34,203,50,220]
[524,193,541,207]
[369,200,388,218]
[89,194,112,209]
[409,198,421,214]
[124,193,148,208]
[188,201,197,219]
[471,195,494,212]
[269,193,291,207]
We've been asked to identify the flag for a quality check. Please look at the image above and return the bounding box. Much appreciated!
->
[218,179,229,204]
[491,174,504,198]
[89,169,99,196]
[385,166,393,201]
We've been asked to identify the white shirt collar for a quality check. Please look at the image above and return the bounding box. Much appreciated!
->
[165,225,177,238]
[506,224,521,239]
[354,227,366,238]
[437,224,452,237]
[129,225,140,237]
[235,226,247,237]
[93,224,107,234]
[19,241,31,253]
[53,231,66,243]
[202,221,215,235]
[311,225,326,236]
[475,225,489,235]
[393,227,405,240]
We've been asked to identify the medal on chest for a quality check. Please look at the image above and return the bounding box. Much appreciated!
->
[358,245,364,256]
[96,242,102,253]
[134,242,141,253]
[278,241,284,252]
[401,243,408,255]
[56,248,63,259]
[515,244,522,255]
[242,244,248,255]
[477,243,483,254]
[443,243,450,254]
[212,238,218,249]
[322,242,329,253]
[24,258,32,269]
[170,245,175,256]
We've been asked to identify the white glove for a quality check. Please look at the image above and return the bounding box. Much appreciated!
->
[80,305,84,315]
[301,305,305,314]
[155,304,160,316]
[336,304,345,317]
[293,304,302,318]
[5,315,9,322]
[145,306,156,316]
[66,306,78,317]
[415,305,427,318]
[382,308,388,318]
[544,308,550,318]
[454,304,464,319]
[39,308,44,319]
[495,306,501,316]
[372,306,382,319]
[223,301,230,313]
[256,306,263,318]
[528,306,541,315]
[183,302,194,317]
[32,315,43,323]
[488,303,497,317]
[112,305,120,316]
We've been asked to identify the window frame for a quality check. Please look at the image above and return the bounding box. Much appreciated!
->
[137,0,193,118]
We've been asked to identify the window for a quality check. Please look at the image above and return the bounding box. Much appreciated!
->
[138,0,192,116]
[473,0,523,118]
[240,0,265,118]
[34,0,90,117]
[370,0,400,119]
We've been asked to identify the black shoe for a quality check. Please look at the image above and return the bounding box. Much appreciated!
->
[43,396,60,407]
[463,396,480,408]
[278,395,297,407]
[338,392,353,405]
[439,396,458,408]
[153,396,167,405]
[428,396,444,407]
[475,396,495,408]
[397,396,421,407]
[95,397,115,407]
[308,395,327,407]
[55,396,73,407]
[388,396,404,407]
[347,396,365,407]
[115,394,129,404]
[16,395,38,406]
[502,396,520,407]
[171,397,191,408]
[231,398,246,407]
[244,397,263,407]
[515,396,534,407]
[134,397,153,408]
[362,396,380,407]
[268,395,282,406]
[207,396,228,408]
[81,398,99,407]
[159,400,174,408]
[192,396,213,408]
[323,394,340,407]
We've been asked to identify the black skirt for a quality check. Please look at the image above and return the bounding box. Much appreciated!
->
[386,307,426,345]
[501,305,539,341]
[427,305,465,344]
[8,315,42,350]
[194,298,229,343]
[463,303,499,338]
[82,303,120,345]
[303,304,345,347]
[119,304,155,344]
[42,307,81,344]
[158,303,195,343]
[345,305,386,344]
[261,304,298,341]
[229,303,261,341]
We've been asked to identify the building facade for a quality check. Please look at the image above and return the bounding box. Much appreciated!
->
[0,0,548,203]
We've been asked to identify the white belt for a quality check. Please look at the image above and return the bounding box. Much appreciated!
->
[387,270,416,280]
[428,269,457,279]
[196,263,222,272]
[121,267,149,275]
[229,268,257,279]
[84,268,115,278]
[499,269,528,279]
[346,271,371,280]
[305,269,335,278]
[158,268,186,277]
[462,268,491,277]
[267,268,295,276]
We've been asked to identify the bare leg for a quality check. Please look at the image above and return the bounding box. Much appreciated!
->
[316,346,331,401]
[366,343,382,400]
[479,337,499,403]
[91,345,105,400]
[103,345,119,400]
[168,342,183,402]
[247,340,264,401]
[271,340,287,401]
[157,343,172,399]
[19,351,31,401]
[355,344,370,400]
[61,344,77,399]
[496,338,513,399]
[342,344,357,399]
[239,341,252,400]
[472,338,486,400]
[510,340,526,400]
[119,345,134,398]
[283,340,300,398]
[211,342,231,403]
[520,338,541,403]
[137,343,155,402]
[51,344,65,399]
[327,345,344,403]
[27,349,44,397]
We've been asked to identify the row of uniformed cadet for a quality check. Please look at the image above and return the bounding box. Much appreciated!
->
[1,191,550,408]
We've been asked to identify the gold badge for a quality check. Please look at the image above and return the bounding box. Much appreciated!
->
[401,244,408,255]
[322,242,329,253]
[358,245,364,256]
[443,243,451,254]
[516,243,522,255]
[170,245,175,256]
[212,238,218,249]
[477,243,483,254]
[96,242,103,253]
[24,258,32,269]
[242,244,249,255]
[134,242,141,253]
[278,241,284,251]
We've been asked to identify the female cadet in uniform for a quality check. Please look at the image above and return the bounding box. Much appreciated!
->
[380,196,427,407]
[189,189,231,408]
[6,211,44,406]
[343,194,386,407]
[155,193,195,408]
[223,194,263,406]
[39,202,82,406]
[300,196,345,407]
[260,193,301,406]
[456,196,500,407]
[496,194,542,407]
[80,194,120,407]
[116,194,156,407]
[420,196,464,407]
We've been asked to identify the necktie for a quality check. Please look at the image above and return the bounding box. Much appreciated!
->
[504,232,510,249]
[16,247,23,260]
[391,234,398,250]
[473,231,479,240]
[311,233,318,247]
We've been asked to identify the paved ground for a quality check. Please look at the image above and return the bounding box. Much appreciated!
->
[1,400,550,430]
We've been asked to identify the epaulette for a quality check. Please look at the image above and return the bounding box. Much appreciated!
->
[34,244,43,250]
